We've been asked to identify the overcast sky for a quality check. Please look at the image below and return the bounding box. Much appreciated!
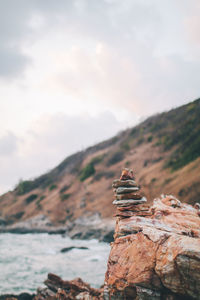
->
[0,0,200,194]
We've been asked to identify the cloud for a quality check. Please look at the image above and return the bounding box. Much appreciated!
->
[0,46,31,78]
[0,131,18,156]
[51,43,141,111]
[0,111,126,194]
[0,0,33,78]
[0,0,182,79]
[185,14,200,46]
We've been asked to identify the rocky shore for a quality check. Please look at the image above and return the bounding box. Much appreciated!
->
[1,169,200,299]
[0,214,115,243]
[0,294,34,300]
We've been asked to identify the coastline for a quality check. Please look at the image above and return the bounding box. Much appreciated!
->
[0,214,114,243]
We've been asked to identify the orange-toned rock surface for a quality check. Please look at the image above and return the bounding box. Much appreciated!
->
[35,273,102,300]
[104,172,200,299]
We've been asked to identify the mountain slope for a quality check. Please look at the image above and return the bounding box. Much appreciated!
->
[0,98,200,225]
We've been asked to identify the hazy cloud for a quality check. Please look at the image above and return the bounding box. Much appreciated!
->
[0,131,18,156]
[0,111,125,194]
[0,0,32,78]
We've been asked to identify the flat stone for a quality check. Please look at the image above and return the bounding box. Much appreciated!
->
[112,180,137,188]
[116,193,142,200]
[114,211,152,218]
[115,187,139,194]
[113,197,147,206]
[117,203,150,212]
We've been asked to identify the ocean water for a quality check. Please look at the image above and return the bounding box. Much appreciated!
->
[0,233,110,295]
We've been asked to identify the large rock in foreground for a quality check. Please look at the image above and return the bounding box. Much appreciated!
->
[104,195,200,299]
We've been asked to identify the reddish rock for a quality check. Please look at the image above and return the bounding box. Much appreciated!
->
[120,168,134,180]
[114,210,152,218]
[115,193,143,200]
[105,195,200,299]
[117,203,150,212]
[35,273,102,300]
[155,235,200,298]
[112,179,137,188]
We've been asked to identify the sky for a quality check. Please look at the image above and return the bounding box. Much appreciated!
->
[0,0,200,194]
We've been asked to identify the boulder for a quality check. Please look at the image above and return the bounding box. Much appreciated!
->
[105,195,200,299]
[34,273,102,300]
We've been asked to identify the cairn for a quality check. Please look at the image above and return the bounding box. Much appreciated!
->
[112,168,150,218]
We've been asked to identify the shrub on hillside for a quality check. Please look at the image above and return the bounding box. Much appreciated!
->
[39,195,46,201]
[79,162,95,181]
[147,135,153,143]
[16,180,34,195]
[49,184,57,191]
[25,194,38,204]
[60,185,70,194]
[10,211,24,220]
[61,193,71,201]
[120,141,130,151]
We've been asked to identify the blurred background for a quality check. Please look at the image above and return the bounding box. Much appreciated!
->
[0,0,200,295]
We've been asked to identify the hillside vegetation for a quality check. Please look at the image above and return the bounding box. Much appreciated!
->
[0,98,200,225]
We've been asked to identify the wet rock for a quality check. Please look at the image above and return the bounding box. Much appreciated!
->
[99,229,114,243]
[0,215,66,234]
[60,246,89,253]
[0,217,7,226]
[0,213,114,242]
[66,214,115,243]
[0,293,34,300]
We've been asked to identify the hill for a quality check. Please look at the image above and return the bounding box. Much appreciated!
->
[0,98,200,226]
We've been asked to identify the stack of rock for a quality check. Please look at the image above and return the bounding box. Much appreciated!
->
[112,168,150,218]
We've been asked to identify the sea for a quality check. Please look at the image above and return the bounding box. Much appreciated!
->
[0,233,110,295]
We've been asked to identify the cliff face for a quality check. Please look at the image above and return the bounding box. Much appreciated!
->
[104,195,200,299]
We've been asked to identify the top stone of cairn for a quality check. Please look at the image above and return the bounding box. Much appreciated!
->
[120,168,134,180]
